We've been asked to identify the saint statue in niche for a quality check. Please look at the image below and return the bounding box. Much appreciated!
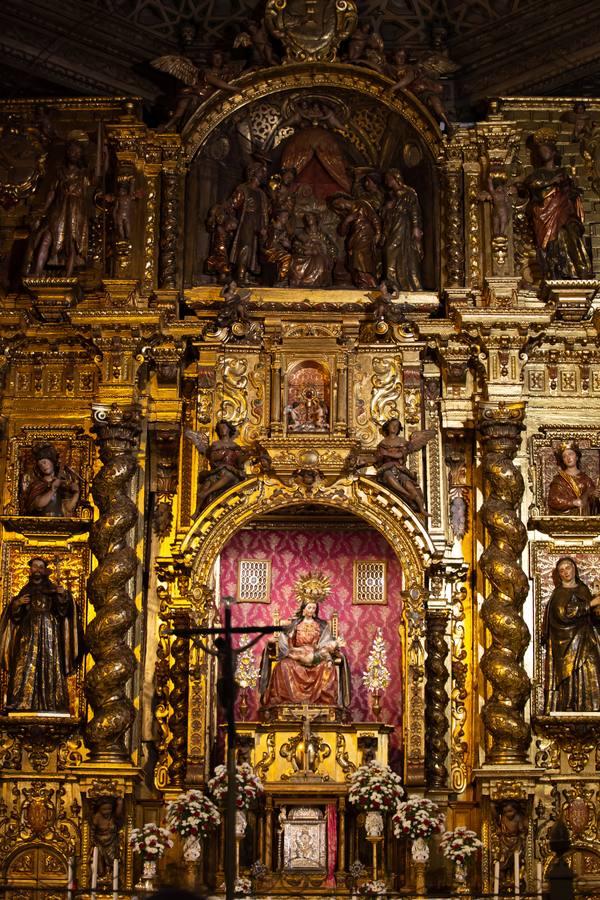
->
[20,442,80,517]
[547,442,600,516]
[259,572,351,708]
[285,361,330,433]
[542,556,600,713]
[0,557,83,713]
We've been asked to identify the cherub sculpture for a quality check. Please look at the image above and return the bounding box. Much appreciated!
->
[151,49,238,132]
[389,51,458,135]
[234,21,279,68]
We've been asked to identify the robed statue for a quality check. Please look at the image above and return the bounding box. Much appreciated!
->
[547,442,600,516]
[542,556,600,712]
[0,558,83,712]
[260,572,351,709]
[20,442,80,517]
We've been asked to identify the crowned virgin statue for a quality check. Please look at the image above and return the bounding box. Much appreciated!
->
[259,572,351,708]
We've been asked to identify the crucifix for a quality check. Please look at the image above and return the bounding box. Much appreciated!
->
[168,595,283,900]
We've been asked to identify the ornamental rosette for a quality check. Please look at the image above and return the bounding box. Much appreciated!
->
[208,762,264,809]
[348,760,404,814]
[439,826,483,863]
[129,823,173,859]
[392,797,445,841]
[165,789,221,839]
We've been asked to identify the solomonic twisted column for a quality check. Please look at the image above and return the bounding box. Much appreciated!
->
[425,608,450,788]
[477,401,530,764]
[86,404,142,759]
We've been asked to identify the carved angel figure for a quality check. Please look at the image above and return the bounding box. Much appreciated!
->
[151,49,237,132]
[389,51,458,135]
[214,281,251,330]
[186,421,271,517]
[352,418,434,517]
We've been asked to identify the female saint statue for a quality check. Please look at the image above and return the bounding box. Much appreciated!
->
[20,443,80,517]
[381,169,423,291]
[522,129,592,280]
[260,573,350,708]
[542,556,600,712]
[547,443,600,515]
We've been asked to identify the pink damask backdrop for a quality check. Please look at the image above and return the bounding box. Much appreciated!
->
[219,527,404,753]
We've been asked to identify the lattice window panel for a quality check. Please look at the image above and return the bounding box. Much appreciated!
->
[353,560,387,605]
[237,559,271,603]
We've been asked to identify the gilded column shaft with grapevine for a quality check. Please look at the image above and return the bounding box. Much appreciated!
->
[477,402,530,764]
[86,404,142,759]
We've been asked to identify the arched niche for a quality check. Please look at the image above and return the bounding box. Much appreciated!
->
[178,474,436,785]
[180,64,443,292]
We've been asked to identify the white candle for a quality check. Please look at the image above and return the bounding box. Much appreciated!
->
[493,860,500,899]
[91,846,98,898]
[537,860,543,898]
[67,857,74,900]
[113,857,119,900]
[514,850,520,897]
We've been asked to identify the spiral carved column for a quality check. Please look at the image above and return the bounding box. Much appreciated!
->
[85,403,142,759]
[168,613,190,787]
[159,167,180,289]
[425,608,450,788]
[477,401,530,764]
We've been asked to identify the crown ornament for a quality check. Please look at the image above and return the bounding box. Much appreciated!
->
[294,571,332,604]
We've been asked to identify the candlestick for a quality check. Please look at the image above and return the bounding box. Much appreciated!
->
[91,845,98,899]
[493,860,500,899]
[67,856,74,900]
[113,857,119,900]
[537,860,543,899]
[514,849,520,897]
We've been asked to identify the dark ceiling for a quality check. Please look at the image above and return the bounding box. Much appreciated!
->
[2,0,600,113]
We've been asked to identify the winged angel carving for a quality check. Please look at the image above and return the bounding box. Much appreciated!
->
[151,51,238,132]
[349,417,435,518]
[186,421,271,517]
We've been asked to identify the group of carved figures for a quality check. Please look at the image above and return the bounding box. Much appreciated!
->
[206,162,423,291]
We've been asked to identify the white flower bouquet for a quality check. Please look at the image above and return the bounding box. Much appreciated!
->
[439,826,483,863]
[348,761,404,814]
[392,797,445,840]
[208,762,263,809]
[129,822,173,859]
[165,789,221,839]
[360,879,387,895]
[235,875,252,895]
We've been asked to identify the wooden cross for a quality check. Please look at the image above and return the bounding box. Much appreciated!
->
[168,597,283,900]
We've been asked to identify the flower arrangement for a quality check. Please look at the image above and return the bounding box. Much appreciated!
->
[360,879,387,895]
[165,789,220,839]
[439,827,483,863]
[348,761,404,814]
[208,762,263,809]
[235,876,252,896]
[392,797,445,841]
[129,823,173,859]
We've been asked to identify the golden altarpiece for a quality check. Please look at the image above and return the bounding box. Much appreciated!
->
[1,4,600,895]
